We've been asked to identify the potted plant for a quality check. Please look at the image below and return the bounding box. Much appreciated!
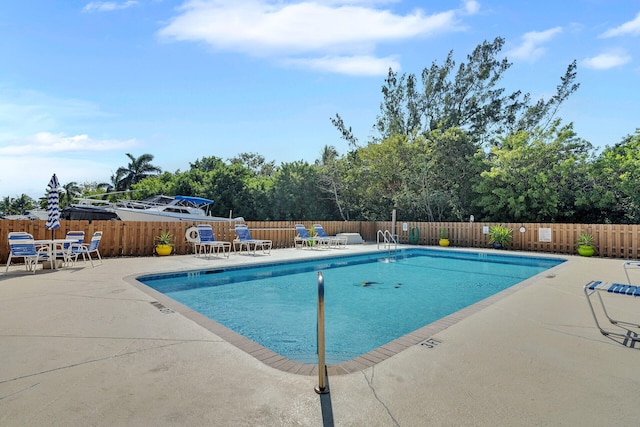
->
[439,228,450,247]
[576,232,595,257]
[155,231,174,256]
[488,225,512,249]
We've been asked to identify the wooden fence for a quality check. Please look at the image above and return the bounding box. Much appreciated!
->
[1,219,639,264]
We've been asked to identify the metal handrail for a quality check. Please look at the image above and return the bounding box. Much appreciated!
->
[377,229,397,250]
[314,271,329,394]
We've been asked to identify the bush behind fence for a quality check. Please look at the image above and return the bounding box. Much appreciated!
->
[1,219,638,264]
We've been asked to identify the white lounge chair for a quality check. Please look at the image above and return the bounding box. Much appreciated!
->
[583,280,640,341]
[196,224,230,258]
[294,224,330,249]
[234,224,272,255]
[313,224,348,248]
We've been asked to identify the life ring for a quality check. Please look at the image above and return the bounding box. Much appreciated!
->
[185,226,200,243]
[409,226,419,244]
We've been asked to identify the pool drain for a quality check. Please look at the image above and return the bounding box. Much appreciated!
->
[150,301,175,314]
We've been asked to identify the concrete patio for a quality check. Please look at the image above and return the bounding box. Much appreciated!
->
[1,245,639,426]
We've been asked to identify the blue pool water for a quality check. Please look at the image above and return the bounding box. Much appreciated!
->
[139,249,564,364]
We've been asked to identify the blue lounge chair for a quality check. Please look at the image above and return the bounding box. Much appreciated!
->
[5,232,50,274]
[294,224,329,249]
[196,224,230,258]
[313,224,348,248]
[584,280,640,341]
[234,224,272,255]
[67,231,103,267]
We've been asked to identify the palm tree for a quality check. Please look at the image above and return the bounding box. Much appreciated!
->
[317,145,339,166]
[61,182,81,208]
[115,153,162,192]
[0,196,12,215]
[13,194,35,213]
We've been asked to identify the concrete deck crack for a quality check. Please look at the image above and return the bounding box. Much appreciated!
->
[0,341,187,385]
[362,367,400,427]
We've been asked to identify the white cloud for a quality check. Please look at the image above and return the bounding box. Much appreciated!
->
[0,131,137,198]
[583,49,632,70]
[506,27,563,62]
[463,0,480,15]
[0,156,119,199]
[0,89,138,198]
[0,132,136,156]
[83,1,139,13]
[600,12,640,38]
[158,0,477,75]
[284,55,401,76]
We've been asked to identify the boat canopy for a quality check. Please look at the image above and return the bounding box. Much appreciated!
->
[174,195,214,206]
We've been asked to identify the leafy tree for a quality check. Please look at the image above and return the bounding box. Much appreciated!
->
[584,130,640,223]
[347,128,481,221]
[473,121,593,222]
[228,152,276,177]
[407,128,481,221]
[267,161,335,221]
[315,145,350,220]
[0,194,37,215]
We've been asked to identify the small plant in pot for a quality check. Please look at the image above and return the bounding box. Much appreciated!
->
[155,231,174,256]
[439,228,450,247]
[488,225,512,249]
[576,232,595,257]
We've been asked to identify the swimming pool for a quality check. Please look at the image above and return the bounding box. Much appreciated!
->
[138,249,565,365]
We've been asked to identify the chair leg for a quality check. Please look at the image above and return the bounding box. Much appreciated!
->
[94,251,102,265]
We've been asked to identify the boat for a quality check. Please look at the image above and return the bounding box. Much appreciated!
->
[61,197,119,221]
[112,195,245,222]
[2,209,49,220]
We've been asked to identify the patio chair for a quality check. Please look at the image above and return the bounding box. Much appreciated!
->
[5,232,50,274]
[583,280,640,341]
[55,230,85,266]
[234,224,272,255]
[313,224,348,248]
[67,231,103,267]
[294,224,329,249]
[196,224,231,258]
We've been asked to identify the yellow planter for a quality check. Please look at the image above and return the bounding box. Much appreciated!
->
[439,238,450,247]
[155,245,173,256]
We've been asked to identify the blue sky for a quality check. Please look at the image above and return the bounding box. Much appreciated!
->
[1,0,638,199]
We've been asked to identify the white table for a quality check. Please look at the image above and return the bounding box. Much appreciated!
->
[34,239,78,269]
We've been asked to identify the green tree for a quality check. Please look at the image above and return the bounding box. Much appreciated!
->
[0,194,37,215]
[473,121,593,222]
[584,130,640,223]
[316,145,350,220]
[229,152,276,177]
[348,129,481,221]
[268,161,335,221]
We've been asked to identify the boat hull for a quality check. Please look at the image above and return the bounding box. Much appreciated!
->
[114,208,242,222]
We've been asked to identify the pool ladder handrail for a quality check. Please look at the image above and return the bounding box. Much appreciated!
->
[315,271,329,394]
[377,229,397,251]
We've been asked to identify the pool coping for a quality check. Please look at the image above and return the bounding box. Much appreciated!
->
[125,249,569,376]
